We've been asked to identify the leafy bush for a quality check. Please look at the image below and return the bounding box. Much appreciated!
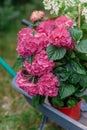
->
[0,0,30,6]
[12,0,32,5]
[0,0,20,31]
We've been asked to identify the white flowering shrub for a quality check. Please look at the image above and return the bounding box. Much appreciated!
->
[43,0,87,25]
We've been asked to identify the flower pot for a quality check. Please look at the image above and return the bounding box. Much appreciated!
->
[49,98,81,120]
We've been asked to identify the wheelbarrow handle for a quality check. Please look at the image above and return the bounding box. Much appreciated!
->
[21,19,33,27]
[0,57,16,77]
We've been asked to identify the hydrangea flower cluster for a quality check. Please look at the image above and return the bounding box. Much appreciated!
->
[16,70,38,96]
[16,14,74,98]
[30,10,45,23]
[24,50,54,76]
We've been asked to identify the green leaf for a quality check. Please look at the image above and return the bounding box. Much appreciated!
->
[32,20,41,27]
[75,90,86,97]
[69,73,80,84]
[46,44,66,60]
[25,55,34,64]
[67,99,78,107]
[81,23,87,30]
[13,56,24,69]
[81,95,87,103]
[80,75,87,88]
[32,95,45,107]
[51,97,64,107]
[59,84,75,99]
[55,67,71,81]
[69,27,83,42]
[75,39,87,53]
[70,60,86,75]
[76,52,87,61]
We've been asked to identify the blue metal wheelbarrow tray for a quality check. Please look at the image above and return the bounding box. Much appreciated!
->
[12,76,87,130]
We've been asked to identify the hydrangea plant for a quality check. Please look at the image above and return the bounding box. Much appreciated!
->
[15,1,87,107]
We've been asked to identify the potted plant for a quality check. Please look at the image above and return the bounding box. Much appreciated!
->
[14,1,87,120]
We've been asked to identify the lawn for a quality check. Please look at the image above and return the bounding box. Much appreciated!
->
[0,1,64,130]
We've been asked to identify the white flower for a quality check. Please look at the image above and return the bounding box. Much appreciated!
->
[43,0,51,10]
[43,0,80,16]
[82,7,87,23]
[43,0,59,15]
[80,0,87,3]
[65,0,76,7]
[43,0,87,25]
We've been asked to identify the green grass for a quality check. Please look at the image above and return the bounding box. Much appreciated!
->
[0,2,64,130]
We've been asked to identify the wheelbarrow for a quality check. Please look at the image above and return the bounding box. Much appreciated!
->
[1,57,87,130]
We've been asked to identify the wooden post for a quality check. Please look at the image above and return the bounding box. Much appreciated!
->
[78,4,81,28]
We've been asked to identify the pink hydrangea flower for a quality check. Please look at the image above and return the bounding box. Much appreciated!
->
[55,15,74,28]
[37,73,60,96]
[35,32,50,52]
[30,10,45,23]
[16,28,39,57]
[17,27,33,44]
[49,27,74,50]
[24,50,54,76]
[16,27,50,57]
[36,19,55,35]
[16,70,38,96]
